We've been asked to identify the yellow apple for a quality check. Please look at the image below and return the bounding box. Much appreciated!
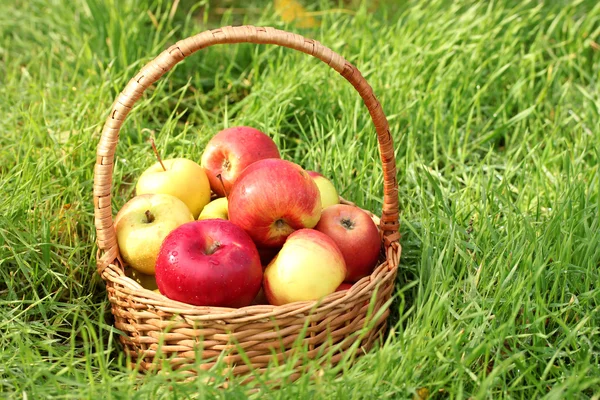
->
[136,158,211,219]
[129,268,159,291]
[198,197,228,220]
[263,229,346,305]
[307,171,340,209]
[115,193,194,274]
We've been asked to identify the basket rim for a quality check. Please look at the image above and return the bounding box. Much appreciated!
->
[93,25,402,318]
[100,199,400,320]
[104,257,397,322]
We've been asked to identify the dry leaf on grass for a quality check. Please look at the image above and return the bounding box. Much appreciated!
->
[274,0,319,28]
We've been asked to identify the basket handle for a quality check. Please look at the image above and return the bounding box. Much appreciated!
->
[93,25,400,274]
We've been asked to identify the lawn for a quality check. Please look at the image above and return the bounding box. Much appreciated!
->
[1,0,599,398]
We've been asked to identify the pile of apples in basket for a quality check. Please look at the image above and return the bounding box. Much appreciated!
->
[116,126,382,307]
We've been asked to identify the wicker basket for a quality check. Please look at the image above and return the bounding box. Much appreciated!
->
[93,25,401,380]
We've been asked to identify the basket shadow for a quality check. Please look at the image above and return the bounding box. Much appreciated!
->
[382,220,421,335]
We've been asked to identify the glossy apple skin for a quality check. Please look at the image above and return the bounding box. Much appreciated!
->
[263,229,346,306]
[307,171,340,209]
[115,193,194,275]
[198,197,228,220]
[201,126,280,197]
[229,159,322,248]
[136,158,211,219]
[314,204,381,282]
[155,219,263,308]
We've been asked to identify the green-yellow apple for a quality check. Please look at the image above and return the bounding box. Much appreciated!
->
[136,158,211,219]
[201,126,280,197]
[115,193,194,275]
[263,229,346,305]
[229,159,322,248]
[307,171,340,209]
[129,268,159,291]
[315,204,381,282]
[155,219,263,307]
[198,197,228,220]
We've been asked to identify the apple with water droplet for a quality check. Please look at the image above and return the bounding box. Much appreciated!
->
[155,219,263,307]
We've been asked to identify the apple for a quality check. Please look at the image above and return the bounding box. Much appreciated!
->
[155,219,263,308]
[229,159,322,248]
[257,246,280,266]
[251,287,269,305]
[335,282,353,292]
[115,193,194,275]
[263,229,346,306]
[307,171,340,209]
[198,197,228,220]
[136,158,211,219]
[129,268,159,291]
[314,204,381,282]
[201,126,280,197]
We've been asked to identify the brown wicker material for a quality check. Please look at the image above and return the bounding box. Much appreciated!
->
[93,25,401,379]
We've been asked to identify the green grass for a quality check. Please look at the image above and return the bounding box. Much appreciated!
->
[1,0,599,398]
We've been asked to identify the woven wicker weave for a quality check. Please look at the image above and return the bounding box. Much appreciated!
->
[93,25,401,379]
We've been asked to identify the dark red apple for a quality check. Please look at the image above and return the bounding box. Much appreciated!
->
[155,219,263,307]
[251,287,269,305]
[257,246,280,266]
[314,204,381,282]
[228,159,322,248]
[335,282,354,292]
[200,126,280,197]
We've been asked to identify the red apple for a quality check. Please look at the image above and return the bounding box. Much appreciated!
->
[200,126,280,197]
[335,282,354,292]
[251,287,269,305]
[155,219,263,307]
[257,246,280,266]
[228,159,322,248]
[314,204,381,282]
[263,229,346,305]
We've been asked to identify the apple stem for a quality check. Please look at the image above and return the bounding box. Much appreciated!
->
[144,210,155,223]
[150,137,167,172]
[275,219,287,229]
[205,241,221,255]
[216,173,229,198]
